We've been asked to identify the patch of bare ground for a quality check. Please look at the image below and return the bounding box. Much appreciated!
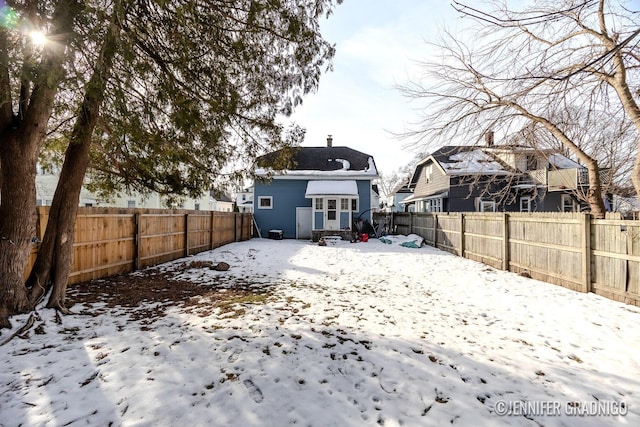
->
[66,261,274,325]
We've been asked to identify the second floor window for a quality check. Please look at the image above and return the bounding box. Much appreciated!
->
[526,155,537,171]
[425,164,433,183]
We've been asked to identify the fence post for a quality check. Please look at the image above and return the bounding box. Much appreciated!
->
[391,212,396,234]
[502,213,510,271]
[234,213,238,242]
[240,213,245,240]
[185,213,190,257]
[134,212,140,270]
[433,214,438,248]
[409,212,414,235]
[459,213,464,257]
[210,211,215,249]
[581,213,592,293]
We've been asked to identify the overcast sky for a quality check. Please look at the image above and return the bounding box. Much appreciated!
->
[286,0,467,175]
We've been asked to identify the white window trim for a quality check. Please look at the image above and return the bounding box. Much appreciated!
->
[561,194,577,212]
[420,198,443,213]
[479,200,496,212]
[258,196,273,209]
[520,197,531,212]
[351,198,359,212]
[425,164,433,183]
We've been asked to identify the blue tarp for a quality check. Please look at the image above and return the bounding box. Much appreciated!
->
[379,234,425,248]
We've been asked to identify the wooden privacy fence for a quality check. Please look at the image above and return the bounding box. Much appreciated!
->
[375,212,640,307]
[30,207,252,285]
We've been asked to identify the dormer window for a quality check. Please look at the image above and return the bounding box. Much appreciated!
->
[526,155,537,171]
[425,164,433,183]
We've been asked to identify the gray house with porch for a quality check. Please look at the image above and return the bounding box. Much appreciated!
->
[402,142,589,213]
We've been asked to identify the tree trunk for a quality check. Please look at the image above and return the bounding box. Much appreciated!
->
[45,142,91,311]
[0,100,60,326]
[27,17,120,311]
[584,160,605,219]
[632,144,640,210]
[27,140,91,310]
[0,0,86,328]
[0,137,37,328]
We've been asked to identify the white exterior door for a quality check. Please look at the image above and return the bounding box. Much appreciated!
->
[325,198,339,230]
[296,207,312,239]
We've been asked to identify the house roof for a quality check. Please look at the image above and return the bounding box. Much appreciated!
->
[431,146,514,176]
[209,190,233,202]
[401,191,449,205]
[409,146,514,188]
[391,177,413,195]
[256,146,378,178]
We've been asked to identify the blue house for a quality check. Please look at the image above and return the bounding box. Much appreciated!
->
[254,136,379,239]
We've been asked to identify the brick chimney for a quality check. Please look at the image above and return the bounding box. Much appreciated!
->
[485,130,494,147]
[327,134,333,147]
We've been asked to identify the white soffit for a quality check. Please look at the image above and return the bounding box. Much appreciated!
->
[305,180,359,197]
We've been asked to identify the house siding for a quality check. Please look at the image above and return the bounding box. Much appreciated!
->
[315,211,324,229]
[340,211,350,228]
[254,179,311,238]
[412,162,449,197]
[392,192,413,212]
[541,192,563,212]
[254,178,373,238]
[448,176,524,212]
[540,191,587,212]
[354,180,373,222]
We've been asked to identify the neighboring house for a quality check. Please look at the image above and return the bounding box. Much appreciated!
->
[235,186,254,213]
[34,164,224,211]
[36,166,97,207]
[104,190,234,211]
[402,137,589,213]
[97,190,212,210]
[388,178,414,212]
[253,136,379,239]
[371,184,381,213]
[210,191,235,212]
[610,187,640,219]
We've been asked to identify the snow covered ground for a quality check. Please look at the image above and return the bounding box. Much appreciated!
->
[2,238,639,426]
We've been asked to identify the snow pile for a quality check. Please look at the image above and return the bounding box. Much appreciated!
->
[304,180,358,197]
[1,238,639,426]
[441,149,511,175]
[333,158,351,170]
[548,153,581,169]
